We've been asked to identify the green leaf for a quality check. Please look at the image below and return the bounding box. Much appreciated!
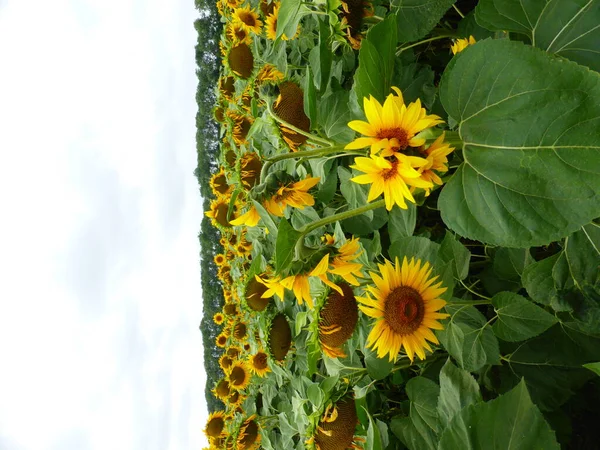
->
[392,59,437,109]
[392,0,457,43]
[308,17,332,91]
[341,207,388,236]
[307,383,323,408]
[437,359,481,429]
[354,15,398,103]
[438,380,560,449]
[583,361,600,376]
[304,69,317,125]
[522,252,562,306]
[390,416,437,450]
[252,199,278,236]
[564,222,600,296]
[438,305,500,371]
[365,410,384,450]
[295,311,307,336]
[388,203,417,241]
[475,0,600,72]
[276,0,304,40]
[318,89,354,143]
[492,292,558,342]
[364,345,394,380]
[439,232,471,280]
[275,217,301,273]
[406,376,441,434]
[439,39,600,247]
[389,236,440,266]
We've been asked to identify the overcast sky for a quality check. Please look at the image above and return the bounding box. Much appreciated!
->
[0,0,208,448]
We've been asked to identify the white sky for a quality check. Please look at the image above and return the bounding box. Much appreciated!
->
[0,0,209,448]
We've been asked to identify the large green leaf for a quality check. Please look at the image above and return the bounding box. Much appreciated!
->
[354,15,397,103]
[388,203,417,241]
[275,217,301,273]
[437,359,481,430]
[276,0,305,40]
[439,232,471,281]
[308,17,332,92]
[364,345,394,380]
[439,39,600,247]
[392,0,457,43]
[492,291,558,341]
[438,304,500,371]
[475,0,600,72]
[438,380,560,449]
[318,89,354,143]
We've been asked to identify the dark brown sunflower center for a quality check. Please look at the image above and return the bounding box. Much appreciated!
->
[239,12,256,27]
[207,417,224,437]
[384,286,425,335]
[253,352,268,370]
[377,127,408,150]
[230,366,247,385]
[234,323,247,339]
[235,28,247,40]
[216,380,230,396]
[382,159,399,180]
[239,420,259,446]
[215,202,232,227]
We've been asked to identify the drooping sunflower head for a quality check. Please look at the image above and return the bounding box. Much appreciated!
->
[227,111,254,146]
[233,321,248,341]
[338,0,373,49]
[313,397,358,450]
[220,353,234,371]
[219,75,236,100]
[232,6,263,34]
[205,411,228,439]
[248,350,271,377]
[358,257,450,362]
[273,81,311,151]
[244,277,271,312]
[227,43,255,79]
[318,283,359,358]
[223,302,239,317]
[237,415,261,450]
[213,378,231,400]
[214,105,226,123]
[256,63,284,85]
[225,148,237,168]
[210,168,232,197]
[238,152,263,190]
[213,312,226,325]
[228,360,252,391]
[268,313,292,361]
[227,389,246,409]
[226,345,242,360]
[260,0,277,16]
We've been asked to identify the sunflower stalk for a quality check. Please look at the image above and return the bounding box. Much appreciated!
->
[266,102,335,147]
[396,32,459,55]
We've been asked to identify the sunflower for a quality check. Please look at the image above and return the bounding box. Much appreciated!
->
[418,132,455,196]
[232,6,263,34]
[219,75,236,100]
[227,22,252,45]
[255,274,287,300]
[214,105,226,123]
[263,176,320,217]
[227,43,254,79]
[358,257,449,362]
[256,64,284,85]
[216,332,229,348]
[273,81,311,150]
[248,351,271,377]
[214,312,226,325]
[233,321,248,341]
[244,277,271,312]
[225,149,237,168]
[205,411,227,439]
[223,302,239,317]
[237,415,261,450]
[313,398,358,450]
[230,205,261,227]
[346,87,443,157]
[268,313,292,361]
[205,197,237,229]
[318,283,359,358]
[214,253,226,266]
[350,153,432,210]
[228,360,252,391]
[451,35,476,55]
[228,112,253,146]
[210,168,232,197]
[326,236,364,286]
[339,0,374,49]
[238,152,262,190]
[226,346,242,360]
[213,378,231,400]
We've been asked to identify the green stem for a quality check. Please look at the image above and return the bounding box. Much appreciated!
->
[267,103,334,147]
[396,33,457,55]
[459,279,491,300]
[452,4,465,18]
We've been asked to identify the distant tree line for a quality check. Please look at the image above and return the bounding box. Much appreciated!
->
[193,0,226,412]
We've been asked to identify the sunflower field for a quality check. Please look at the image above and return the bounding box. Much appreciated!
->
[194,0,600,448]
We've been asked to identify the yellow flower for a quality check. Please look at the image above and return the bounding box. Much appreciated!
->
[227,22,252,45]
[273,81,311,151]
[205,197,237,229]
[227,360,252,391]
[346,87,443,157]
[227,43,254,79]
[204,411,227,439]
[358,257,449,362]
[264,176,320,217]
[238,152,263,190]
[451,35,476,55]
[256,63,284,85]
[210,168,232,197]
[265,4,299,40]
[328,236,364,286]
[237,415,261,450]
[248,350,271,377]
[350,153,432,210]
[255,274,287,300]
[318,283,358,358]
[212,378,231,400]
[230,205,261,227]
[216,332,228,348]
[214,253,226,266]
[232,6,263,34]
[213,312,225,325]
[418,132,455,196]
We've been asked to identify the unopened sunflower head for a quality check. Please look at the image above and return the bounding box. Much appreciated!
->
[227,43,255,79]
[313,397,359,450]
[339,0,373,49]
[267,313,292,361]
[318,283,359,358]
[273,81,311,151]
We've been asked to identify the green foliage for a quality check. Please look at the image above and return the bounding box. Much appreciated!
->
[392,0,457,43]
